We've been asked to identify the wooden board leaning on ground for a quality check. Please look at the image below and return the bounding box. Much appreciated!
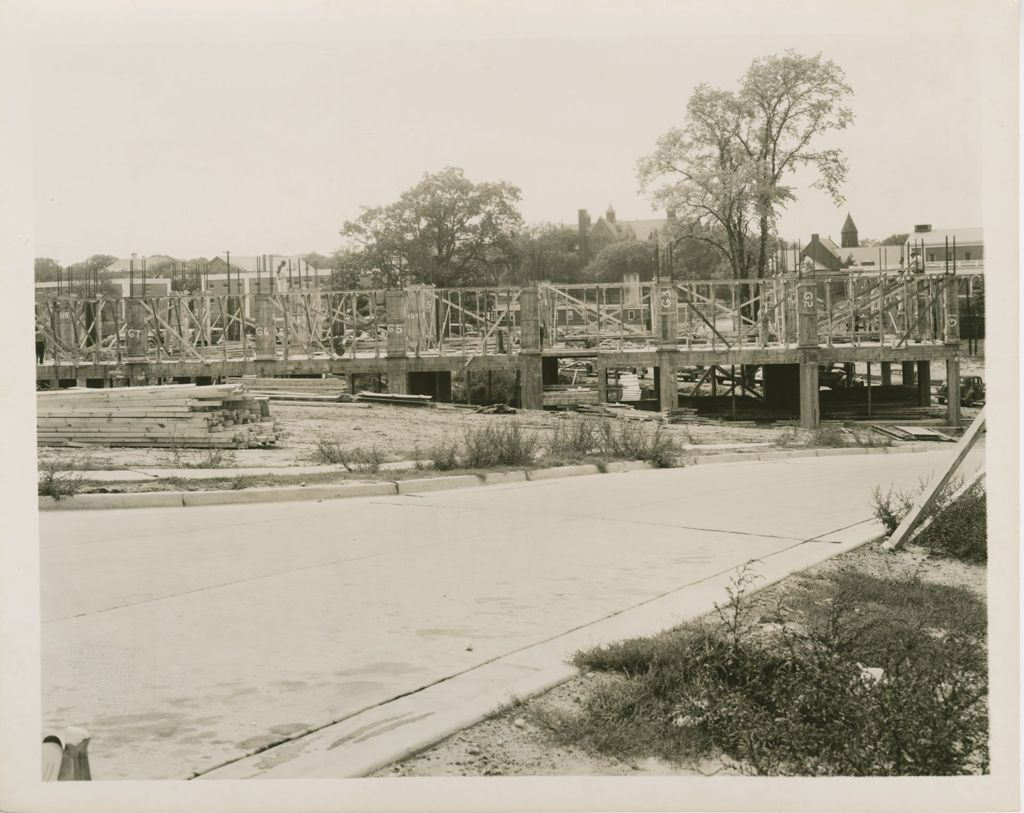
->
[36,383,278,448]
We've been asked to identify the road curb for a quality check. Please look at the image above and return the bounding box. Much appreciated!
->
[41,443,936,511]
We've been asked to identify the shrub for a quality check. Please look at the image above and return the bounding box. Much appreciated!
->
[428,439,460,471]
[38,459,83,500]
[311,437,349,465]
[546,419,597,461]
[461,422,539,468]
[915,481,987,563]
[594,421,679,467]
[872,476,986,563]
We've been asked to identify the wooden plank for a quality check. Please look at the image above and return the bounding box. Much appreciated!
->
[881,406,986,551]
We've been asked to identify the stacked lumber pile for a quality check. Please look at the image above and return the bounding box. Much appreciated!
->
[225,376,347,402]
[355,391,433,407]
[543,386,600,408]
[612,372,643,402]
[37,384,278,448]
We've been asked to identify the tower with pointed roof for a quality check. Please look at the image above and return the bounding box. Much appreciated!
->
[841,213,859,248]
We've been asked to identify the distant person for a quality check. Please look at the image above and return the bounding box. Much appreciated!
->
[35,327,45,364]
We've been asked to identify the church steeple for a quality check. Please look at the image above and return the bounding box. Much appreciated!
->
[841,213,859,248]
[605,204,616,224]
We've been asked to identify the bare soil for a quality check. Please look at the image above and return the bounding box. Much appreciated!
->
[373,541,985,777]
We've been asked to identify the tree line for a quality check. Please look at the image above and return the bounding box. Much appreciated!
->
[38,51,865,292]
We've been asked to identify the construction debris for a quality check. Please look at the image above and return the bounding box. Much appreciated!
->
[36,384,278,448]
[472,404,518,414]
[576,403,661,421]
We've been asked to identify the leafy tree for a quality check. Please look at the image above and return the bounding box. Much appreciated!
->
[881,233,910,246]
[510,223,581,284]
[34,258,61,281]
[639,50,853,279]
[581,240,657,283]
[339,167,524,288]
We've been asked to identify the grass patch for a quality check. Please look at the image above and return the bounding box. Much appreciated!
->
[171,446,237,469]
[542,558,988,776]
[594,421,679,467]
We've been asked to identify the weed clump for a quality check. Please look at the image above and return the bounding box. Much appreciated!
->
[462,422,540,468]
[595,421,679,467]
[311,438,385,473]
[38,459,83,500]
[546,420,597,462]
[556,565,989,776]
[872,477,986,563]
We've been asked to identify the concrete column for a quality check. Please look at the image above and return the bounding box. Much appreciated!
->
[946,356,961,428]
[656,356,678,411]
[125,298,149,360]
[797,282,819,347]
[880,361,892,386]
[519,356,543,410]
[917,360,931,406]
[901,360,916,387]
[253,294,276,360]
[519,287,541,352]
[385,290,408,358]
[799,360,820,428]
[655,283,678,347]
[386,361,408,394]
[944,276,961,345]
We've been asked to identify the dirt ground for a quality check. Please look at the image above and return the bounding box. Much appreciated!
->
[373,541,986,777]
[36,402,792,471]
[36,353,983,474]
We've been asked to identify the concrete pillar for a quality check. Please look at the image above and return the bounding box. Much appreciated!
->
[596,363,608,403]
[946,356,961,428]
[655,283,678,346]
[944,276,961,345]
[519,287,541,352]
[386,362,408,394]
[797,282,819,347]
[125,298,149,360]
[253,294,276,360]
[799,361,820,428]
[880,362,892,386]
[656,356,677,411]
[519,357,543,410]
[902,360,916,387]
[385,290,408,358]
[917,360,931,406]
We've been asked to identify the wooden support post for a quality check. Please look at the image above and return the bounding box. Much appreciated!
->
[124,298,148,361]
[880,361,892,386]
[917,360,931,406]
[946,356,962,428]
[253,294,275,360]
[799,360,820,429]
[882,407,985,551]
[518,286,544,410]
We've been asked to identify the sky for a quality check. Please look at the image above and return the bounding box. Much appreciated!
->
[29,1,992,264]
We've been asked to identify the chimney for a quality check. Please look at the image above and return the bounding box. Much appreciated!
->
[578,209,591,267]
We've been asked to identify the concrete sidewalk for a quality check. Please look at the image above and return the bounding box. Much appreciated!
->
[40,446,982,780]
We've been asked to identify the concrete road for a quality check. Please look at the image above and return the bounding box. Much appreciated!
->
[40,447,982,779]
